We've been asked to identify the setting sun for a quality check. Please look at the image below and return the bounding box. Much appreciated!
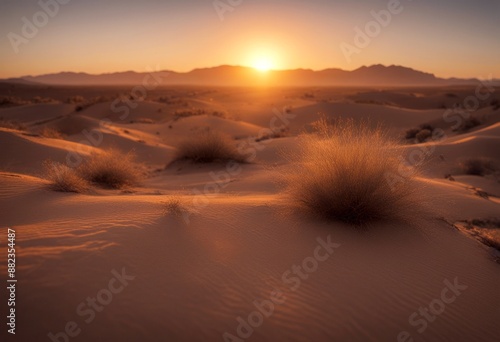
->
[252,57,274,72]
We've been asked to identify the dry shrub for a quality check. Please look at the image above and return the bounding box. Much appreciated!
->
[461,158,496,176]
[162,196,189,217]
[255,127,290,142]
[0,119,26,131]
[405,127,420,140]
[79,149,142,189]
[43,161,88,193]
[173,131,247,164]
[0,96,27,106]
[405,123,435,142]
[38,127,65,139]
[173,109,228,121]
[415,129,432,143]
[456,117,481,133]
[283,118,420,225]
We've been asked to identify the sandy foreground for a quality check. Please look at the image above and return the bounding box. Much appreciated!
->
[0,85,500,341]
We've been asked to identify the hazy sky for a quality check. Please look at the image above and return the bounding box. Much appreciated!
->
[0,0,499,78]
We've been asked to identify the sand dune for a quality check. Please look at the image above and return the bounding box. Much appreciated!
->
[1,85,499,341]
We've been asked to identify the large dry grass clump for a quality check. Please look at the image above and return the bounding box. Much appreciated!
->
[43,161,89,193]
[44,149,142,191]
[79,149,141,189]
[173,131,247,164]
[284,119,419,225]
[36,126,65,139]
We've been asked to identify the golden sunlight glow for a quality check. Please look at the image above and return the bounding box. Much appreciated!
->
[252,56,274,72]
[253,58,273,72]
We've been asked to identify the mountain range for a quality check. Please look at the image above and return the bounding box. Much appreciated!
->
[1,65,491,87]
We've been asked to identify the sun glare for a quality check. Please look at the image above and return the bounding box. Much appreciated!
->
[253,57,273,72]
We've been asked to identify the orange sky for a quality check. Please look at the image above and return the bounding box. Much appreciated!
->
[0,0,499,79]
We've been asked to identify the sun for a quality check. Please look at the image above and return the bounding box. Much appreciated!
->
[252,57,274,72]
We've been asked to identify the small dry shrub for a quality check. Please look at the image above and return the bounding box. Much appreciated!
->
[415,129,432,143]
[38,127,65,139]
[405,127,420,140]
[456,117,481,133]
[405,123,438,143]
[461,158,496,176]
[163,196,189,217]
[173,131,247,164]
[255,127,290,142]
[66,96,86,104]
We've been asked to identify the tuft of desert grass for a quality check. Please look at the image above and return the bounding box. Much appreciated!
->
[0,119,26,131]
[415,129,432,143]
[162,196,189,217]
[172,131,247,164]
[460,158,496,176]
[456,117,481,133]
[37,127,65,139]
[283,118,420,225]
[43,161,89,193]
[79,149,142,189]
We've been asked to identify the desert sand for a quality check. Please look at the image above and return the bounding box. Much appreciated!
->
[1,84,500,341]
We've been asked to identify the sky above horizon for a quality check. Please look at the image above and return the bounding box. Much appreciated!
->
[0,0,499,79]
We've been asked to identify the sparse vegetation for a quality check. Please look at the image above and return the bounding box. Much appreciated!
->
[460,158,496,176]
[173,109,228,121]
[404,127,420,140]
[43,161,89,193]
[74,96,112,112]
[37,127,65,139]
[129,118,155,124]
[354,99,393,106]
[458,218,500,251]
[163,196,189,217]
[79,149,142,189]
[44,150,142,192]
[0,96,28,107]
[455,117,481,133]
[172,131,247,164]
[255,127,290,142]
[0,119,26,131]
[155,96,188,106]
[31,96,57,104]
[65,96,86,104]
[415,129,432,143]
[284,118,419,225]
[405,123,437,143]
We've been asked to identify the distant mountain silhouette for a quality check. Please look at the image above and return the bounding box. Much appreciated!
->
[4,65,488,86]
